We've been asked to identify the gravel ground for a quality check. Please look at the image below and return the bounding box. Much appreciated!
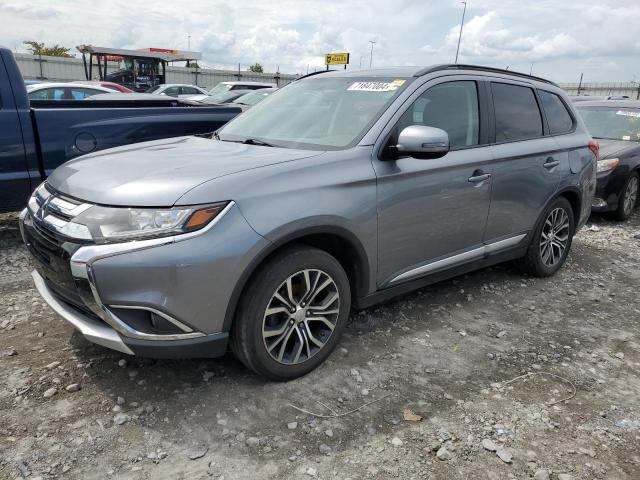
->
[1,210,640,480]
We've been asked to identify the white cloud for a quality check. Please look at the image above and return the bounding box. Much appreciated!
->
[0,0,639,81]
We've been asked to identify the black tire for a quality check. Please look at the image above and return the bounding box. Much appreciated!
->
[518,196,575,277]
[230,245,351,381]
[612,172,639,221]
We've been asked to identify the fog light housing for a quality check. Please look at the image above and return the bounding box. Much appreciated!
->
[592,198,607,209]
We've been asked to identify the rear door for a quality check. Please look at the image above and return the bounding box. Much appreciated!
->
[484,81,566,242]
[374,77,494,286]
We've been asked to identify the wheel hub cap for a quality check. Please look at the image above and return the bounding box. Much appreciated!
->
[540,207,570,268]
[262,269,340,365]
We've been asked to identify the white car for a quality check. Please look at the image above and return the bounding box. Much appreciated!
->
[185,81,277,102]
[27,82,115,100]
[146,84,208,98]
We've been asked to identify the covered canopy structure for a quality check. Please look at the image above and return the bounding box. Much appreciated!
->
[76,45,202,91]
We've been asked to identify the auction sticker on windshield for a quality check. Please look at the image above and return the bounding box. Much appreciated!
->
[348,81,404,92]
[616,110,640,118]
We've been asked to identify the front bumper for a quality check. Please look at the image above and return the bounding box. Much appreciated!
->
[20,198,266,358]
[592,171,626,213]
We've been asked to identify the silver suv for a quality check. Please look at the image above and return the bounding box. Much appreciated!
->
[20,65,597,380]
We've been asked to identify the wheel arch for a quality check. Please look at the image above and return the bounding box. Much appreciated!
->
[222,225,372,332]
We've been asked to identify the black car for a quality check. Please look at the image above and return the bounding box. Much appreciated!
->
[576,100,640,220]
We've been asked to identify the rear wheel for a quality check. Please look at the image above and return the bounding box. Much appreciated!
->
[519,197,575,277]
[231,246,351,381]
[612,173,639,221]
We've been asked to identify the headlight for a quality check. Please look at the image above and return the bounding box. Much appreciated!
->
[597,158,619,174]
[71,202,228,243]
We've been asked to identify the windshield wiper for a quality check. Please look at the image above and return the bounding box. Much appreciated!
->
[242,138,275,147]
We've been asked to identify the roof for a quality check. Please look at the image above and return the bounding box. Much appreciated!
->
[26,82,113,92]
[221,81,277,86]
[76,45,201,61]
[303,64,557,85]
[575,100,640,108]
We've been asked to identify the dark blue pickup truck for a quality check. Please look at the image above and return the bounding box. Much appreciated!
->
[0,47,240,212]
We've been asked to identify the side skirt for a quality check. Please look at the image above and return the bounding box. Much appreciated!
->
[354,246,527,310]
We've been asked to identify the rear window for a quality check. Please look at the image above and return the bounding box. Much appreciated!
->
[491,83,543,142]
[539,90,574,134]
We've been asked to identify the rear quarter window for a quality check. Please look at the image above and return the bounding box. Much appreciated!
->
[539,90,574,135]
[491,82,543,142]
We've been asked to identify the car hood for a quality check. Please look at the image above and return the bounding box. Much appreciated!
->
[47,136,323,206]
[597,139,640,159]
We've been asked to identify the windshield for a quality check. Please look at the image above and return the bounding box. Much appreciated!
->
[578,107,640,142]
[146,85,161,93]
[207,83,233,96]
[197,90,248,105]
[218,76,412,149]
[236,89,274,105]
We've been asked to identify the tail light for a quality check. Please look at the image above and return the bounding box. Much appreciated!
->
[588,140,599,160]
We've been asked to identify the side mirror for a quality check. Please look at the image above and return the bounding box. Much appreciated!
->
[395,125,450,158]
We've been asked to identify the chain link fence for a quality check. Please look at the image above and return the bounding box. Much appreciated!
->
[15,53,298,89]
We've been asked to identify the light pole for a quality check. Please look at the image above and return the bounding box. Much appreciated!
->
[368,40,376,68]
[454,1,467,64]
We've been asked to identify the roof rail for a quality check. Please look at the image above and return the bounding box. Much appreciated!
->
[414,64,558,86]
[293,70,337,82]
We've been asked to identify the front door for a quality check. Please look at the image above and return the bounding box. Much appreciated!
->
[373,79,493,286]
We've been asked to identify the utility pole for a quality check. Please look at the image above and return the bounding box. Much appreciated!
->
[359,55,364,69]
[529,62,534,75]
[187,35,191,67]
[368,40,376,68]
[577,72,583,96]
[454,1,467,64]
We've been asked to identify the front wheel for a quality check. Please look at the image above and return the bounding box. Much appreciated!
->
[518,197,575,277]
[231,246,351,381]
[612,173,639,221]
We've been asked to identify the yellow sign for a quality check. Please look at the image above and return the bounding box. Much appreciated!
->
[325,53,350,65]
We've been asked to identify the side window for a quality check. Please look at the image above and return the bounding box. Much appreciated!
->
[69,88,99,100]
[394,81,480,149]
[539,90,574,135]
[491,83,543,142]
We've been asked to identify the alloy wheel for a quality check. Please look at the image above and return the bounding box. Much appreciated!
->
[540,207,570,267]
[623,176,639,217]
[262,269,340,365]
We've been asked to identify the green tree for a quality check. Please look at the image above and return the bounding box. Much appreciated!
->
[186,62,201,69]
[248,63,264,73]
[23,41,73,58]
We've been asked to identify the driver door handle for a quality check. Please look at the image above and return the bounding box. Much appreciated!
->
[543,157,560,169]
[468,171,492,183]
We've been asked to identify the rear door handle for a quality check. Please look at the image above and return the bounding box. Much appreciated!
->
[468,172,492,183]
[543,157,560,169]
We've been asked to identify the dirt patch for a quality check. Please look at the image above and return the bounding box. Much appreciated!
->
[1,211,640,479]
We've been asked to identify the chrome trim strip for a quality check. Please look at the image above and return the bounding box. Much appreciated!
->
[31,270,134,355]
[109,304,195,333]
[84,265,204,341]
[484,233,527,254]
[47,196,92,217]
[388,233,527,285]
[390,247,485,284]
[70,201,236,269]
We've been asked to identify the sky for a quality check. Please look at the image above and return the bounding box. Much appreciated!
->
[1,0,639,83]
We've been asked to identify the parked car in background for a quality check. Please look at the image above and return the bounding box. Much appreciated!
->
[571,95,631,103]
[21,65,596,380]
[576,100,640,220]
[26,82,115,100]
[24,79,45,86]
[182,89,253,106]
[230,87,277,110]
[146,84,209,98]
[186,81,276,102]
[0,46,242,212]
[74,80,134,93]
